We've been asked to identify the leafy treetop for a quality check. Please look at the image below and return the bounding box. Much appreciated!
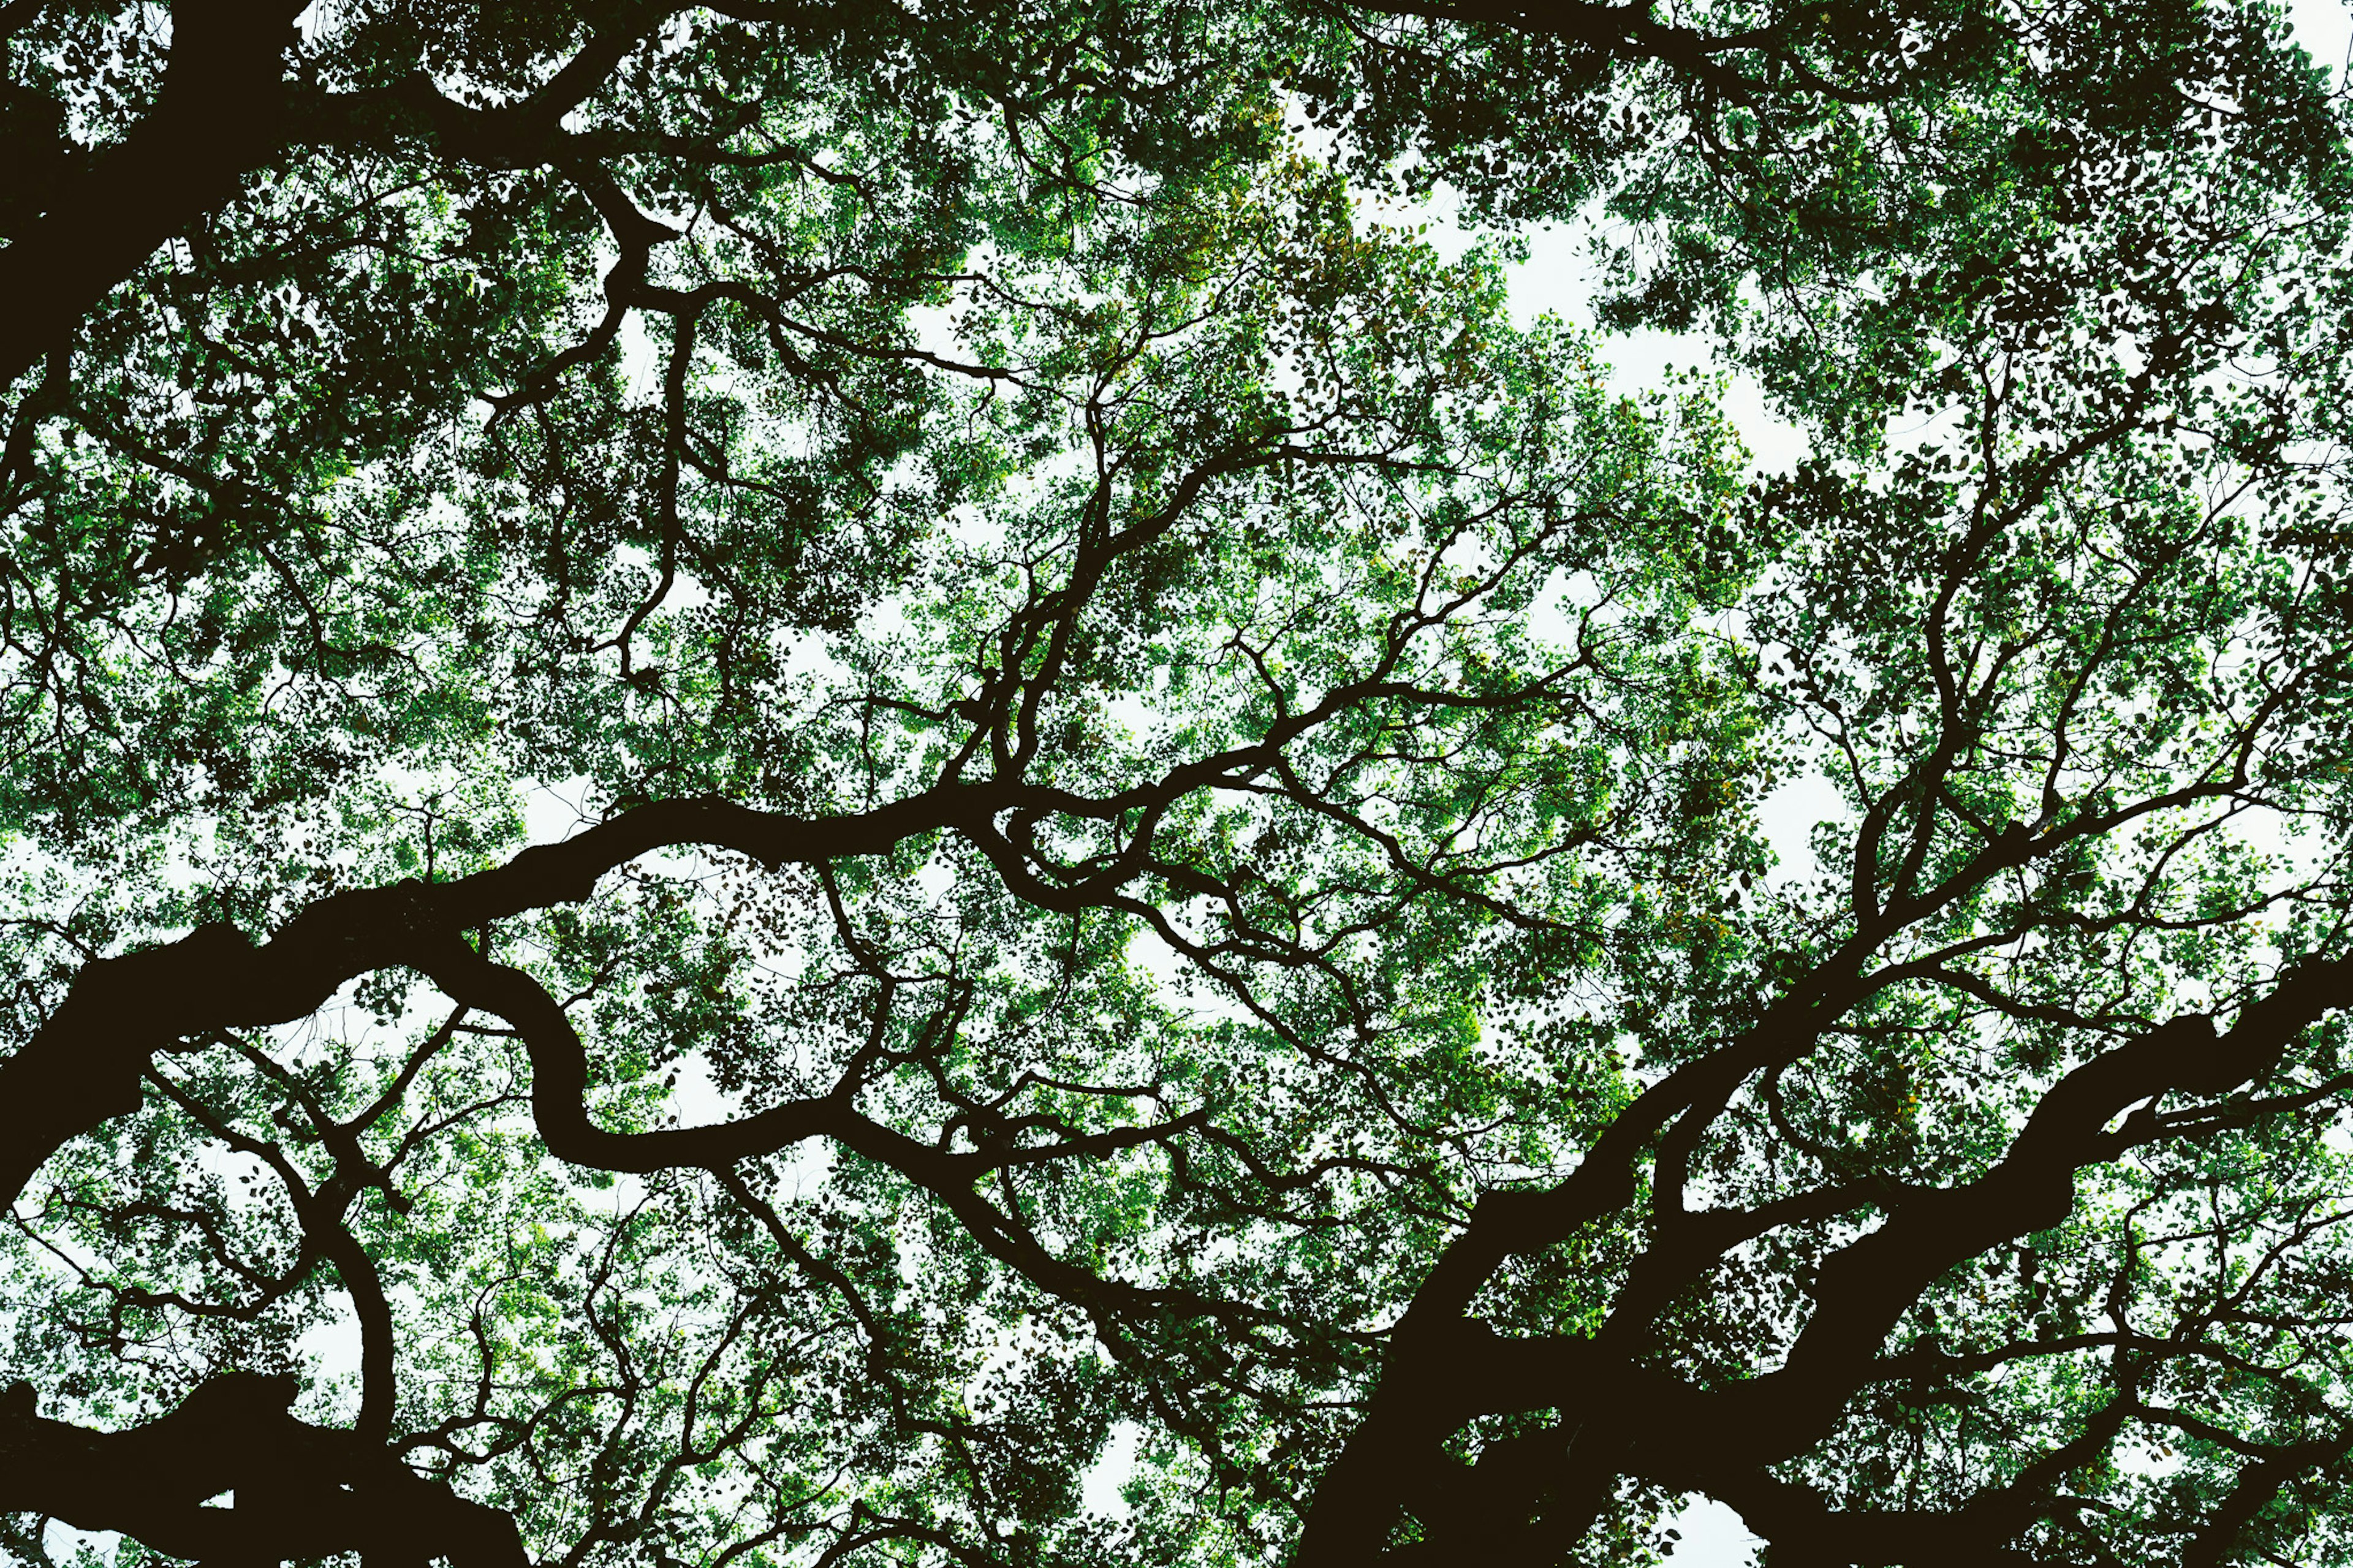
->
[4,1,2353,1567]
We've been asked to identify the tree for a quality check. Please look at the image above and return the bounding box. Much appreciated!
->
[4,0,2353,1565]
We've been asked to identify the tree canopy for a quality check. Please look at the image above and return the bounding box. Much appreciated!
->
[5,0,2353,1565]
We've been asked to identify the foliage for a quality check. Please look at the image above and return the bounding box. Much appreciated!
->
[3,0,2353,1566]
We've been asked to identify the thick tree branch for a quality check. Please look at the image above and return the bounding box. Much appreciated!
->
[0,0,308,388]
[0,1373,528,1566]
